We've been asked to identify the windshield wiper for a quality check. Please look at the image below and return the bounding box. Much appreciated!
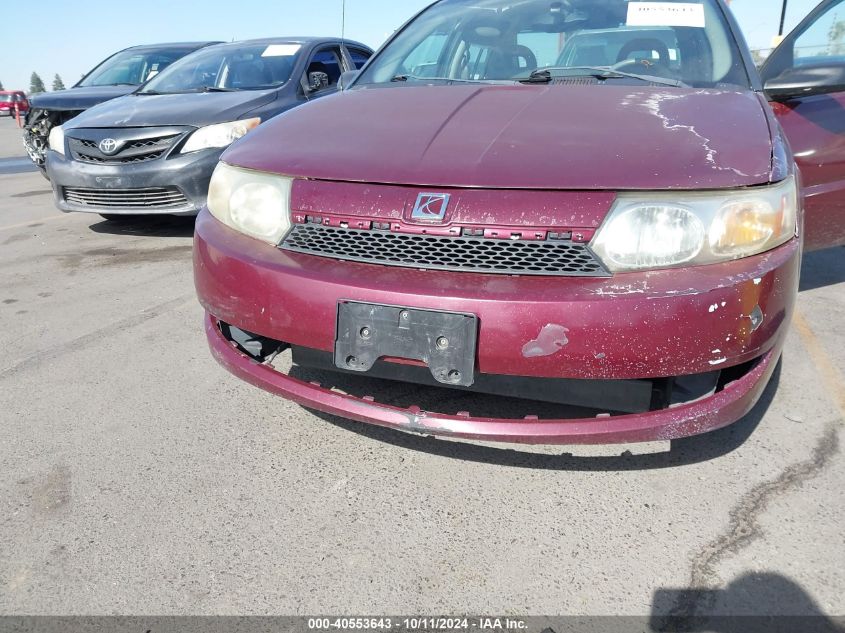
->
[520,66,688,88]
[390,74,495,84]
[139,86,241,95]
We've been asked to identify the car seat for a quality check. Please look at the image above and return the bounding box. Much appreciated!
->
[485,45,538,78]
[229,60,272,89]
[616,38,671,67]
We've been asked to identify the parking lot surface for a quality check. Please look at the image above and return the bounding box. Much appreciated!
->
[0,115,843,618]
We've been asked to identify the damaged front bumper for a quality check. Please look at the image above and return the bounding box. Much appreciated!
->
[194,210,799,444]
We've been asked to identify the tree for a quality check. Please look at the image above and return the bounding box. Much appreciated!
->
[52,74,66,91]
[0,78,4,90]
[30,72,46,95]
[829,16,845,57]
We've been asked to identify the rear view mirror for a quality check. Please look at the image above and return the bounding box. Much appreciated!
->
[339,70,360,91]
[765,64,845,101]
[307,71,330,92]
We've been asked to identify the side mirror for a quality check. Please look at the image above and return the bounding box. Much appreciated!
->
[307,71,330,93]
[764,64,845,101]
[339,70,361,91]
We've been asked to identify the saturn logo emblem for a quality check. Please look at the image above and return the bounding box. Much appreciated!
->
[411,193,451,222]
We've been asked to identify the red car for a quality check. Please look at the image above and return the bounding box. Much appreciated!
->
[194,0,845,445]
[0,91,29,117]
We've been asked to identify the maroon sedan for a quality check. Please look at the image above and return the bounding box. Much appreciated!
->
[194,0,845,445]
[0,91,29,118]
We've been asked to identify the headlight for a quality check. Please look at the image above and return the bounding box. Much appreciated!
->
[207,162,292,244]
[48,125,65,155]
[591,177,798,271]
[180,118,261,154]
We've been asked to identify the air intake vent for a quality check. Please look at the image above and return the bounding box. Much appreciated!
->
[63,186,190,210]
[68,134,180,165]
[281,224,609,277]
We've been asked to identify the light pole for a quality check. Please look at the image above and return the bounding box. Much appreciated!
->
[778,0,789,36]
[726,0,791,46]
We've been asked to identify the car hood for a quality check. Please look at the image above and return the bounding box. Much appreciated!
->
[65,90,277,129]
[28,86,137,111]
[224,84,774,190]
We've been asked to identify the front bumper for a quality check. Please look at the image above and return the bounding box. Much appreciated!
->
[45,147,223,215]
[194,210,799,444]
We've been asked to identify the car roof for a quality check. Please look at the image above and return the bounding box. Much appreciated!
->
[204,36,371,50]
[124,41,222,51]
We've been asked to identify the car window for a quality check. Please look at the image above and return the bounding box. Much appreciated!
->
[347,47,372,69]
[558,28,682,70]
[517,32,562,68]
[398,31,450,77]
[793,0,845,66]
[78,48,195,87]
[306,48,344,90]
[358,0,750,89]
[140,43,301,94]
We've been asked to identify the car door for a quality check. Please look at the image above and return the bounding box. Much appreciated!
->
[762,0,845,251]
[301,45,345,100]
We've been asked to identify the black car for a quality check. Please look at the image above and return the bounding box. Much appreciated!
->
[24,41,220,169]
[45,37,373,220]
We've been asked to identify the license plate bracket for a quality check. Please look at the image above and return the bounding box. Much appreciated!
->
[335,302,478,387]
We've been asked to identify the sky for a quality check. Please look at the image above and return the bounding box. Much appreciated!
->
[0,0,824,92]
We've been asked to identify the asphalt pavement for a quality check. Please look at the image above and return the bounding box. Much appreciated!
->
[0,115,843,620]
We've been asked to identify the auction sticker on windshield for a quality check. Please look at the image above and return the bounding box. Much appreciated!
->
[626,2,706,28]
[262,44,301,57]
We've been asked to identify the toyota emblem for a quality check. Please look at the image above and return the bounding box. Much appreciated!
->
[99,138,119,155]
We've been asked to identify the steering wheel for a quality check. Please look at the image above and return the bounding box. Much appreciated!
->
[612,38,672,76]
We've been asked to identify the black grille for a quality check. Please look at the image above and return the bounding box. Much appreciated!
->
[63,186,190,210]
[281,224,609,276]
[68,134,179,164]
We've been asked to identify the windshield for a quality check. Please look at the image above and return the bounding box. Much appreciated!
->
[139,43,302,94]
[77,47,196,87]
[358,0,750,89]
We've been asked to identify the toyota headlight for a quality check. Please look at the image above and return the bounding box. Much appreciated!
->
[48,125,65,155]
[591,177,798,271]
[207,162,292,244]
[180,118,261,154]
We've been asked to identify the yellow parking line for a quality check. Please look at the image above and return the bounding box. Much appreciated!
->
[794,308,845,418]
[0,213,71,232]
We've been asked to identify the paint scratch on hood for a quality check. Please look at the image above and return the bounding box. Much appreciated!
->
[624,91,750,178]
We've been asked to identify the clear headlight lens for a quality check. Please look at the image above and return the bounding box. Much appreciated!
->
[595,205,705,269]
[591,177,798,271]
[207,162,292,244]
[180,118,261,154]
[48,125,65,155]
